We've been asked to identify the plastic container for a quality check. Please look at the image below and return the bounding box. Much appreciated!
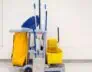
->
[46,48,63,64]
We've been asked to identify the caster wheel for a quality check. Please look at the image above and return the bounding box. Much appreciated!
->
[24,67,32,72]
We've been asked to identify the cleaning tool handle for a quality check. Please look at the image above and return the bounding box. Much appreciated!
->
[34,3,36,9]
[57,27,59,43]
[45,4,47,31]
[39,0,41,29]
[45,11,47,31]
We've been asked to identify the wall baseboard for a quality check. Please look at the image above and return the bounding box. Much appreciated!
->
[0,59,92,63]
[63,59,92,63]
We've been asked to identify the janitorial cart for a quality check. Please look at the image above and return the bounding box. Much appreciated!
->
[10,0,65,72]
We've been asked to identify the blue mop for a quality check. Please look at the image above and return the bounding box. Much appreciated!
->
[21,15,40,30]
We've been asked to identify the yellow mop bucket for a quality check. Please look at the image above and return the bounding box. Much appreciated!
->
[46,38,63,64]
[46,48,63,64]
[11,32,28,66]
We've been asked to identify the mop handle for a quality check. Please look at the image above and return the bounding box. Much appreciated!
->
[33,3,37,28]
[44,4,47,31]
[33,1,37,57]
[57,27,59,43]
[39,0,41,29]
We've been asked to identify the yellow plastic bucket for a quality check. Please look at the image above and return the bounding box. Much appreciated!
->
[46,48,63,64]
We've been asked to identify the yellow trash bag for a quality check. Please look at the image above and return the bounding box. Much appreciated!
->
[11,32,28,66]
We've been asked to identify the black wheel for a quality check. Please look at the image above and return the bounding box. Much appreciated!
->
[24,67,32,72]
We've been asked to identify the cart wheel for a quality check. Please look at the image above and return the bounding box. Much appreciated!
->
[24,67,32,72]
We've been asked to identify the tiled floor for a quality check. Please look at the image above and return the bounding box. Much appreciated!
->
[0,61,92,72]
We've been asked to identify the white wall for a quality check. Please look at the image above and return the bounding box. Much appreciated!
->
[0,0,92,59]
[1,0,34,59]
[47,0,92,59]
[0,0,2,46]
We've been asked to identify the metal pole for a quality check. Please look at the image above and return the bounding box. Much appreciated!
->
[57,27,59,43]
[39,0,41,29]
